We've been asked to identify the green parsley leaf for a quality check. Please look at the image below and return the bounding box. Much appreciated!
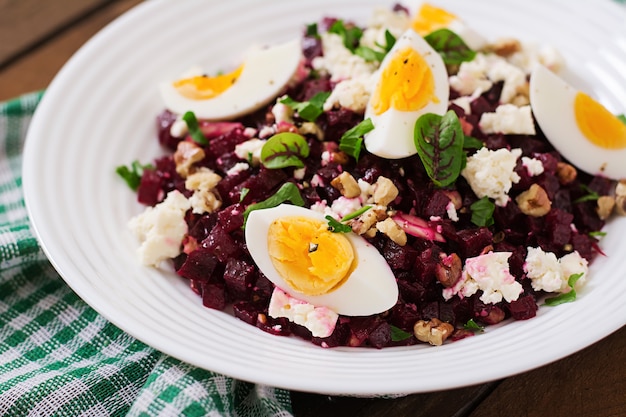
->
[182,111,209,145]
[545,272,584,306]
[341,205,372,222]
[390,325,413,342]
[115,160,153,191]
[355,30,396,62]
[470,197,495,227]
[328,20,363,52]
[339,118,375,161]
[239,188,250,202]
[306,23,319,38]
[589,230,607,238]
[574,184,600,203]
[618,114,626,125]
[424,28,476,65]
[260,132,310,169]
[280,92,331,122]
[325,215,353,233]
[463,319,485,332]
[242,182,305,225]
[414,110,465,187]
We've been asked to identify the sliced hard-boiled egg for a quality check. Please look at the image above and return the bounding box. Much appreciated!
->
[245,204,398,316]
[364,29,449,159]
[410,2,487,51]
[160,38,302,121]
[529,64,626,180]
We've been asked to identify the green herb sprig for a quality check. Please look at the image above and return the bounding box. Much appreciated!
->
[424,28,476,65]
[339,118,375,161]
[242,182,304,225]
[182,111,209,146]
[260,132,310,169]
[470,197,495,227]
[545,273,584,306]
[280,92,331,122]
[116,160,153,191]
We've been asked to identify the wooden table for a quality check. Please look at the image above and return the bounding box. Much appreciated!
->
[2,1,624,416]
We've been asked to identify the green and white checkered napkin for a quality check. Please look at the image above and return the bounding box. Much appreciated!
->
[0,92,293,416]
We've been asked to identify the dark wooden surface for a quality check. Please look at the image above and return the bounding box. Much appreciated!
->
[1,1,624,416]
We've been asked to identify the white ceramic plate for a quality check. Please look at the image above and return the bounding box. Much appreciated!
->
[23,0,626,395]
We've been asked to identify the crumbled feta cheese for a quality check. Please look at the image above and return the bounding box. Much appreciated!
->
[258,125,275,139]
[293,167,306,180]
[449,54,493,97]
[446,201,459,222]
[226,162,250,177]
[451,96,473,115]
[268,288,338,338]
[128,190,191,267]
[323,75,373,113]
[507,41,565,74]
[522,156,544,177]
[310,174,324,187]
[443,252,523,304]
[234,138,266,166]
[271,100,294,124]
[485,58,527,104]
[479,104,536,135]
[169,117,188,138]
[312,33,377,81]
[330,196,363,219]
[243,127,257,138]
[461,147,522,206]
[524,247,588,293]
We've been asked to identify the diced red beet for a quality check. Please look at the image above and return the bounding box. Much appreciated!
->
[256,315,291,336]
[201,225,242,263]
[156,110,181,150]
[206,128,249,159]
[201,282,227,310]
[238,168,289,202]
[311,322,350,348]
[383,240,418,271]
[367,321,391,349]
[176,247,219,282]
[509,295,538,320]
[454,227,494,258]
[217,204,245,233]
[223,258,255,299]
[137,169,164,206]
[232,301,260,325]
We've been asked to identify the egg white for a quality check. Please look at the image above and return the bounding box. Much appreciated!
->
[159,38,302,121]
[245,204,399,316]
[530,64,626,180]
[364,29,450,159]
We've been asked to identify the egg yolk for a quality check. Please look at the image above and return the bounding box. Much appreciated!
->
[173,65,244,100]
[574,92,626,149]
[267,216,355,296]
[371,47,439,116]
[411,3,457,36]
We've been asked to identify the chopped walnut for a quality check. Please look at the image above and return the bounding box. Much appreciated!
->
[436,253,462,288]
[413,318,454,346]
[185,167,221,191]
[351,209,380,235]
[298,122,324,141]
[185,167,222,214]
[373,176,399,207]
[376,217,407,246]
[615,180,626,216]
[489,37,522,56]
[616,180,626,197]
[596,195,616,220]
[556,162,577,185]
[331,172,361,198]
[516,184,551,217]
[174,140,206,178]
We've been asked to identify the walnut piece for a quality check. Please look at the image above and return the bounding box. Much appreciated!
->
[596,195,615,220]
[330,172,361,198]
[298,122,324,140]
[413,318,454,346]
[376,217,407,246]
[373,176,399,207]
[556,162,577,185]
[174,140,206,178]
[489,37,522,56]
[436,253,462,288]
[516,184,551,217]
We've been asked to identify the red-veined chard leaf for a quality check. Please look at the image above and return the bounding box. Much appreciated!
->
[414,110,465,187]
[260,132,310,169]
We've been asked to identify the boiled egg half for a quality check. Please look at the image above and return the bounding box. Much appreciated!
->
[530,64,626,180]
[160,38,302,121]
[245,204,398,316]
[410,2,487,51]
[364,29,449,159]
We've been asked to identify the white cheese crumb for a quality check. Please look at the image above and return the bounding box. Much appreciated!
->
[524,247,588,293]
[449,54,493,97]
[485,58,527,104]
[479,104,536,135]
[312,33,377,81]
[323,74,373,113]
[268,288,338,338]
[293,167,306,180]
[461,147,522,206]
[128,190,191,267]
[446,201,459,222]
[226,162,250,177]
[443,252,523,304]
[234,138,266,166]
[522,156,544,177]
[271,99,294,124]
[169,117,188,138]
